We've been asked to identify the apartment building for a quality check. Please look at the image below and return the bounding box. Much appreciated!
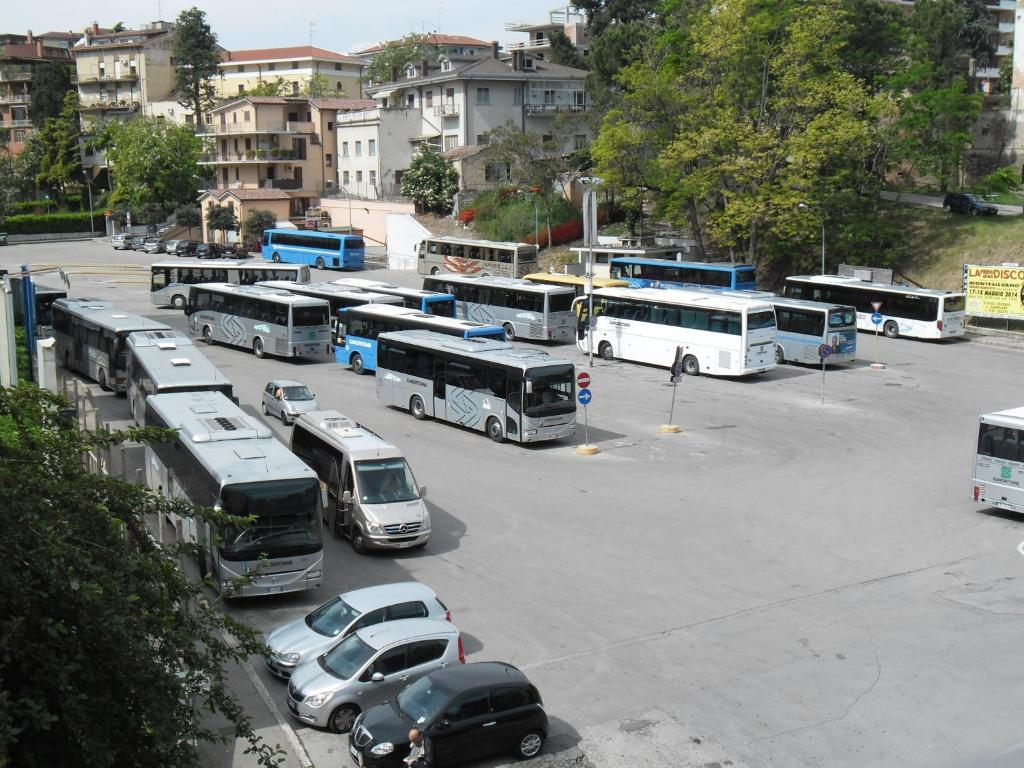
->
[215,47,362,100]
[504,5,591,60]
[0,32,74,154]
[353,33,493,67]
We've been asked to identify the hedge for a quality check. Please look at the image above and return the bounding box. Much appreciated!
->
[2,212,97,235]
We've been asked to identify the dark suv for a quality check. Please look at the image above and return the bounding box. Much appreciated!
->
[195,242,227,259]
[943,192,998,216]
[349,662,547,767]
[174,240,199,257]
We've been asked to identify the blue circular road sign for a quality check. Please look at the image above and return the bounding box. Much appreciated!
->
[577,388,593,405]
[871,312,884,325]
[818,344,833,359]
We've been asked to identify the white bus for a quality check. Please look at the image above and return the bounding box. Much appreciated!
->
[185,283,331,359]
[974,407,1024,514]
[144,390,325,597]
[725,293,857,366]
[332,277,456,315]
[783,275,966,340]
[126,329,234,425]
[422,274,576,342]
[574,287,777,376]
[417,236,538,279]
[150,259,311,309]
[52,298,170,392]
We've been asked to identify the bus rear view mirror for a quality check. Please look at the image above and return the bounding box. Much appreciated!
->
[525,380,534,394]
[342,490,352,505]
[419,485,427,498]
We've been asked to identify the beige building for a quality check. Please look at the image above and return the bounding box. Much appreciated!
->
[504,5,591,61]
[196,187,294,243]
[353,34,493,67]
[0,32,74,155]
[215,46,362,100]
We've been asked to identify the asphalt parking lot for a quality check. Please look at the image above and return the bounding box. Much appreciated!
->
[5,239,1024,768]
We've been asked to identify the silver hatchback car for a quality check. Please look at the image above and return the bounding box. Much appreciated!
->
[261,379,320,425]
[286,617,463,733]
[265,581,450,679]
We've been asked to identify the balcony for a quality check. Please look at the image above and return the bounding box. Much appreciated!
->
[199,149,300,164]
[507,39,552,51]
[524,103,589,115]
[433,104,459,117]
[0,68,33,82]
[976,67,1002,79]
[995,45,1013,58]
[0,92,31,105]
[79,99,139,112]
[77,72,139,84]
[263,179,302,190]
[0,119,33,129]
[197,121,316,136]
[999,21,1015,33]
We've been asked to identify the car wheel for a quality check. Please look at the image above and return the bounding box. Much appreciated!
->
[683,355,700,376]
[774,344,785,365]
[203,326,214,345]
[410,394,427,420]
[486,416,505,444]
[503,323,515,342]
[515,730,545,760]
[598,341,613,360]
[350,525,368,555]
[272,252,281,263]
[431,267,440,275]
[97,368,109,391]
[970,208,979,217]
[883,320,899,339]
[171,294,186,310]
[328,704,360,734]
[315,256,326,269]
[350,352,365,375]
[942,203,950,212]
[261,400,269,415]
[280,408,289,425]
[253,337,265,358]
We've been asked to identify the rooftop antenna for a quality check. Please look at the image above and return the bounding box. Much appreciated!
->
[157,0,163,20]
[309,21,315,46]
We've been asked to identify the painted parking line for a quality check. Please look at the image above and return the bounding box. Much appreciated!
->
[1018,540,1024,557]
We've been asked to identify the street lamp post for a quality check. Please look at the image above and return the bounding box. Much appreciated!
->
[580,176,604,367]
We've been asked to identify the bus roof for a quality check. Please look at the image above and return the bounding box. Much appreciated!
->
[294,410,406,462]
[54,298,170,334]
[256,280,401,303]
[590,286,773,312]
[609,257,756,271]
[425,235,535,249]
[523,273,629,289]
[787,274,964,298]
[146,391,317,486]
[150,258,258,268]
[765,296,855,312]
[569,245,680,256]
[266,227,358,240]
[331,278,451,298]
[425,274,574,295]
[348,303,501,330]
[127,330,232,391]
[980,407,1024,428]
[191,282,330,307]
[380,329,573,371]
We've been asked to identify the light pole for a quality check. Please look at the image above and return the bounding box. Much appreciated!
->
[798,202,826,275]
[580,176,604,366]
[82,171,95,236]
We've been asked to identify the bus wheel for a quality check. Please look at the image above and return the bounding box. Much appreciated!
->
[503,323,515,342]
[431,267,440,275]
[203,326,214,345]
[253,337,265,358]
[350,525,368,555]
[683,355,700,376]
[350,353,365,375]
[315,256,325,269]
[272,252,281,263]
[410,395,427,420]
[486,416,505,444]
[598,341,614,361]
[97,368,109,391]
[883,321,899,339]
[171,294,186,309]
[774,345,785,365]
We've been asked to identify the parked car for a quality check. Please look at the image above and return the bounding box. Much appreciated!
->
[195,242,227,259]
[265,582,450,679]
[127,235,148,250]
[262,380,319,425]
[349,662,548,767]
[142,237,165,254]
[174,240,199,257]
[286,618,464,733]
[943,192,998,216]
[111,234,128,250]
[163,239,183,254]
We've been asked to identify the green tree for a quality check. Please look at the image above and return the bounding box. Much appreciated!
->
[175,204,202,238]
[112,21,126,32]
[301,74,331,97]
[365,35,427,85]
[173,7,220,126]
[99,117,202,216]
[241,208,277,244]
[36,91,82,204]
[400,147,459,213]
[0,384,284,767]
[576,0,659,36]
[0,148,16,223]
[548,30,587,70]
[246,77,290,97]
[840,0,908,88]
[207,204,238,240]
[29,62,75,128]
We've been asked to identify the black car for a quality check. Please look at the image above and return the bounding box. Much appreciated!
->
[942,192,998,216]
[349,662,547,768]
[195,242,226,259]
[175,240,200,257]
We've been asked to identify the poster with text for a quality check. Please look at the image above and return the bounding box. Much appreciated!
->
[962,264,1024,319]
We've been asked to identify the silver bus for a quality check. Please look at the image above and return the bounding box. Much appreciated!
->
[150,259,311,309]
[185,283,331,359]
[376,329,577,444]
[974,407,1024,514]
[126,329,234,425]
[52,298,170,392]
[144,390,325,597]
[422,274,576,342]
[417,236,538,278]
[332,277,456,316]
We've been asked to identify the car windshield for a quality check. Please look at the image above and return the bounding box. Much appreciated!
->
[319,633,375,679]
[524,364,575,417]
[397,675,451,726]
[219,479,322,558]
[306,596,361,638]
[355,458,420,505]
[282,385,314,401]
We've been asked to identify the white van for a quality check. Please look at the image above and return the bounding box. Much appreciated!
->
[291,410,430,553]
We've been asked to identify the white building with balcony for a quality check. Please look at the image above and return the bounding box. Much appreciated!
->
[504,5,591,60]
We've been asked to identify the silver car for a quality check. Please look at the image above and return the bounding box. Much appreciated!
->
[111,234,128,250]
[286,617,463,733]
[264,581,450,679]
[261,379,319,425]
[143,237,165,254]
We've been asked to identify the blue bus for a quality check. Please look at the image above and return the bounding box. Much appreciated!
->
[609,257,758,291]
[338,303,504,374]
[332,277,456,315]
[261,229,364,270]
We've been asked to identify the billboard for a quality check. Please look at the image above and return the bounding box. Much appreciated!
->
[962,264,1024,320]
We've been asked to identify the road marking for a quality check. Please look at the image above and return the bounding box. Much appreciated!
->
[1017,540,1024,557]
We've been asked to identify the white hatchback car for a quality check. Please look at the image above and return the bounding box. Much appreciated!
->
[261,379,319,425]
[264,581,450,679]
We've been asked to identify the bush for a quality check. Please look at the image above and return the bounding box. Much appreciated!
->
[457,208,476,223]
[471,193,580,244]
[3,212,96,234]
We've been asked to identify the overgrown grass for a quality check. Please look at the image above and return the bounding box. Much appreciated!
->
[469,190,579,243]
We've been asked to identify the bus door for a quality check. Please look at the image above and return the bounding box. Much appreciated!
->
[575,300,590,342]
[339,456,356,535]
[432,360,446,418]
[505,373,523,440]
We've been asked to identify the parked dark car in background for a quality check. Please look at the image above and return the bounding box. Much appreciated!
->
[196,242,227,259]
[174,240,200,257]
[943,192,998,216]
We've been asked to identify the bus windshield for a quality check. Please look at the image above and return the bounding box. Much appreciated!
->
[828,308,856,327]
[427,298,455,317]
[978,424,1024,462]
[355,458,420,504]
[525,365,575,417]
[306,596,360,637]
[293,306,330,326]
[944,295,966,313]
[320,634,375,680]
[219,479,322,558]
[549,293,575,312]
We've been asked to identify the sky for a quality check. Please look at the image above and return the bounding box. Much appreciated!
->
[6,0,566,54]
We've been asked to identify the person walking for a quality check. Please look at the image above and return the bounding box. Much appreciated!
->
[404,728,432,767]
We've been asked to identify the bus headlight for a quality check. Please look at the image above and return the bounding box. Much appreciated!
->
[306,569,322,580]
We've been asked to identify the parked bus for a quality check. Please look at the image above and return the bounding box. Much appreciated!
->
[52,298,170,392]
[9,277,67,335]
[332,277,456,316]
[144,390,325,597]
[126,329,234,424]
[974,407,1024,514]
[755,296,856,365]
[523,272,629,297]
[290,410,431,552]
[609,258,758,291]
[150,259,311,309]
[261,228,365,270]
[417,236,538,279]
[569,244,687,279]
[422,274,576,342]
[573,287,777,376]
[376,330,577,444]
[338,303,504,374]
[185,283,331,359]
[783,275,966,340]
[256,280,403,346]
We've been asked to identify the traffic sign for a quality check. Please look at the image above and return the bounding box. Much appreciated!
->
[589,315,597,330]
[871,312,883,325]
[818,344,833,359]
[871,301,882,312]
[577,372,591,389]
[577,388,592,406]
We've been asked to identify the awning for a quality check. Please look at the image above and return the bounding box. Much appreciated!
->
[372,88,396,99]
[275,220,298,229]
[411,130,442,141]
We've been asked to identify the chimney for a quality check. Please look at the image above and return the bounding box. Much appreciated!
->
[491,40,499,59]
[92,21,99,35]
[26,30,34,44]
[511,49,522,72]
[36,41,43,57]
[421,58,429,77]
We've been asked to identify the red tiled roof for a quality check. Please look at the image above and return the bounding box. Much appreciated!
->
[222,46,361,65]
[200,188,293,201]
[443,145,486,162]
[1,43,72,61]
[40,31,83,39]
[309,98,375,111]
[355,34,493,55]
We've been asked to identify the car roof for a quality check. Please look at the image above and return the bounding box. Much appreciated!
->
[428,662,529,690]
[341,581,439,613]
[355,618,457,650]
[268,379,308,388]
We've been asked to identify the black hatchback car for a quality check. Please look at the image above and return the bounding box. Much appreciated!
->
[195,242,227,259]
[348,662,547,767]
[943,192,998,216]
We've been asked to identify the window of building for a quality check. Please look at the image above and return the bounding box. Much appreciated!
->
[237,65,245,73]
[406,65,417,78]
[368,139,376,156]
[335,63,342,71]
[476,134,489,145]
[356,170,363,182]
[291,81,299,96]
[268,63,276,71]
[440,60,452,72]
[573,90,586,107]
[446,87,455,102]
[443,134,458,151]
[325,153,333,167]
[234,167,239,181]
[543,89,555,105]
[355,141,362,156]
[369,170,377,185]
[484,162,510,182]
[328,121,334,131]
[336,82,344,91]
[425,90,433,107]
[342,142,349,157]
[574,134,587,150]
[13,130,25,142]
[407,93,415,107]
[343,170,350,184]
[237,84,244,94]
[291,61,299,69]
[476,87,490,105]
[243,110,251,122]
